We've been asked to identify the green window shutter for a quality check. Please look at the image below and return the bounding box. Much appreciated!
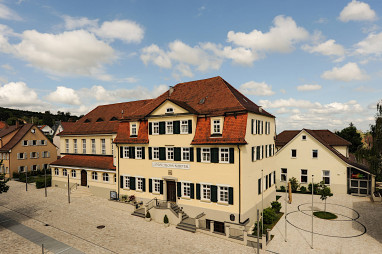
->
[149,122,152,135]
[142,178,146,192]
[149,178,152,192]
[159,147,166,160]
[142,147,145,159]
[177,182,182,197]
[196,148,201,162]
[211,148,219,163]
[160,180,164,194]
[273,171,276,184]
[130,177,136,190]
[148,147,152,160]
[120,146,123,158]
[228,187,234,205]
[129,147,135,159]
[159,122,165,134]
[190,183,195,199]
[211,185,218,202]
[265,175,268,189]
[188,120,192,134]
[251,119,254,134]
[252,147,254,161]
[229,148,234,163]
[120,175,123,188]
[196,183,201,200]
[174,147,181,161]
[173,121,180,134]
[190,147,194,162]
[257,146,260,160]
[258,178,261,194]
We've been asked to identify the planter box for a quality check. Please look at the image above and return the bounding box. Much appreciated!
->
[145,218,151,222]
[164,223,170,227]
[372,192,382,202]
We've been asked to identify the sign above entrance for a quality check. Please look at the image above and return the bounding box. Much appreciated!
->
[152,162,190,169]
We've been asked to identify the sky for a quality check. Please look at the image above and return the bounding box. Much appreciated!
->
[0,0,381,132]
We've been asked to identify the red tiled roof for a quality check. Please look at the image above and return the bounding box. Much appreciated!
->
[191,113,248,145]
[59,100,152,135]
[129,76,274,120]
[50,155,116,170]
[0,124,34,152]
[0,121,7,129]
[113,121,149,144]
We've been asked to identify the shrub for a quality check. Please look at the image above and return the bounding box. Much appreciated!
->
[289,177,299,192]
[300,186,307,193]
[271,201,282,213]
[13,172,20,179]
[252,221,265,235]
[35,177,51,189]
[164,215,169,224]
[263,207,277,224]
[146,211,151,218]
[308,183,319,194]
[280,185,286,192]
[121,195,128,201]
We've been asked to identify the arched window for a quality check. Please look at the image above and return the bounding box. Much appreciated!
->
[54,168,59,176]
[71,170,76,178]
[103,173,109,182]
[63,169,67,176]
[92,171,98,180]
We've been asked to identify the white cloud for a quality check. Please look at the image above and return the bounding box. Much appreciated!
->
[203,42,258,66]
[259,98,318,109]
[302,39,345,56]
[0,82,43,107]
[63,15,98,30]
[355,32,382,56]
[315,18,328,24]
[46,86,81,105]
[0,3,21,20]
[297,84,322,91]
[321,62,369,81]
[339,0,377,22]
[227,15,309,53]
[141,44,172,69]
[93,20,144,44]
[239,81,275,96]
[1,64,13,71]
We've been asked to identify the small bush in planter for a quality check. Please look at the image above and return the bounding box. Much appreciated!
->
[164,215,169,224]
[121,195,128,201]
[280,185,286,192]
[289,177,300,192]
[271,201,282,213]
[308,183,319,194]
[252,221,264,236]
[263,207,277,224]
[300,186,307,193]
[146,211,151,219]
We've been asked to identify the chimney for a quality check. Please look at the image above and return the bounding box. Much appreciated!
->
[168,86,174,97]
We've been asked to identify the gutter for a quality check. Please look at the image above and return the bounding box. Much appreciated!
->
[237,145,241,224]
[117,144,120,199]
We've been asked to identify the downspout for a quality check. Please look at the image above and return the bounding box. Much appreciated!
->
[117,144,120,199]
[237,145,241,224]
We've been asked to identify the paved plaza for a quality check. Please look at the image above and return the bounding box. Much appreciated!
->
[0,181,381,253]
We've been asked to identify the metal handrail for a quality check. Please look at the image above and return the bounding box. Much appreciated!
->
[69,183,78,192]
[146,197,158,211]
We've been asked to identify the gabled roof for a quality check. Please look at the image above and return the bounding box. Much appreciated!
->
[276,129,370,173]
[50,155,116,171]
[0,121,7,129]
[128,76,274,120]
[0,125,19,138]
[0,124,33,152]
[114,121,149,144]
[58,99,152,136]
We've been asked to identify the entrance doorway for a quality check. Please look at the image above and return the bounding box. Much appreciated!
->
[166,181,176,202]
[81,170,87,186]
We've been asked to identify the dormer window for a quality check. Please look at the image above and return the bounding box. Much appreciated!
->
[84,119,91,123]
[110,116,118,121]
[130,123,138,137]
[166,107,174,114]
[213,120,221,134]
[96,118,104,122]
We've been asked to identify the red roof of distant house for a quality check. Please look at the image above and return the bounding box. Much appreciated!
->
[0,124,45,152]
[50,155,116,170]
[38,125,46,129]
[114,121,149,144]
[58,100,152,136]
[0,121,7,129]
[191,114,248,145]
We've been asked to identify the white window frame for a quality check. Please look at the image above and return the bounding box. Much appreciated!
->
[166,107,174,113]
[92,171,98,181]
[71,170,77,178]
[124,175,130,189]
[41,140,47,146]
[31,165,38,171]
[63,169,67,176]
[65,139,69,153]
[136,147,143,159]
[103,173,109,182]
[181,147,190,161]
[180,120,188,134]
[54,168,59,176]
[23,140,28,146]
[182,182,191,198]
[166,147,174,161]
[101,139,106,155]
[219,147,229,163]
[166,121,173,134]
[202,148,210,163]
[131,123,137,136]
[218,185,229,204]
[91,139,96,154]
[312,149,318,158]
[17,152,25,160]
[42,151,50,158]
[281,168,287,182]
[322,170,330,185]
[30,152,38,159]
[153,178,161,194]
[136,177,143,191]
[302,135,307,140]
[82,139,86,154]
[213,119,221,134]
[301,169,308,183]
[153,122,159,135]
[291,149,297,158]
[201,183,211,201]
[123,146,129,158]
[73,139,78,154]
[152,147,159,160]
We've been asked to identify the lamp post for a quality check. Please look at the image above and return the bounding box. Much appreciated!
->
[261,169,264,235]
[311,174,314,249]
[285,171,287,242]
[67,172,70,204]
[25,167,28,191]
[44,166,47,197]
[257,209,260,254]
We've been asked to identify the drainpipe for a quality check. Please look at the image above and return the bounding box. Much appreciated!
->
[237,145,241,224]
[117,144,120,199]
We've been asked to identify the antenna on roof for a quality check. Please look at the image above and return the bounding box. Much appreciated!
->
[121,110,124,119]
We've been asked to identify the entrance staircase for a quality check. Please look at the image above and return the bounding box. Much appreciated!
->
[174,203,196,233]
[131,207,145,218]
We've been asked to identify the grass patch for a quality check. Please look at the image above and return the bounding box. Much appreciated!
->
[313,211,337,220]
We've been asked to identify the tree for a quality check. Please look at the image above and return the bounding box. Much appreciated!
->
[335,123,362,153]
[318,181,333,212]
[0,160,9,194]
[289,177,300,192]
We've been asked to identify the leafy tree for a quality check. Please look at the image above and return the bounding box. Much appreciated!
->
[335,123,362,153]
[0,160,9,194]
[318,181,333,212]
[289,177,300,192]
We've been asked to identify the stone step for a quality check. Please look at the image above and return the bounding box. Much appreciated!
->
[131,211,145,218]
[176,223,196,233]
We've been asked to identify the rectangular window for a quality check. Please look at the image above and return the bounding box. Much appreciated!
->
[182,182,191,198]
[42,151,49,158]
[202,148,210,162]
[302,135,307,140]
[312,149,318,158]
[131,123,137,136]
[17,153,25,159]
[23,140,28,146]
[71,170,76,178]
[291,149,297,158]
[31,165,38,171]
[281,168,287,182]
[31,140,37,146]
[30,152,38,159]
[136,177,143,191]
[153,179,161,193]
[219,148,229,163]
[65,139,69,153]
[323,170,330,185]
[43,164,49,170]
[182,147,190,161]
[166,121,173,134]
[123,146,129,158]
[166,147,174,160]
[73,139,77,153]
[91,139,96,154]
[19,166,26,173]
[124,176,130,189]
[180,120,189,134]
[101,139,106,155]
[218,186,229,203]
[136,147,143,159]
[153,122,159,134]
[301,169,308,183]
[213,120,221,134]
[82,139,86,154]
[153,147,159,160]
[202,184,211,200]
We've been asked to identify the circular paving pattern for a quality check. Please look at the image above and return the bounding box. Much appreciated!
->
[285,202,367,238]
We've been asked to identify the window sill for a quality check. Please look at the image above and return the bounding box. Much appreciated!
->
[181,196,191,200]
[210,133,222,137]
[152,192,160,195]
[201,199,211,203]
[217,202,229,206]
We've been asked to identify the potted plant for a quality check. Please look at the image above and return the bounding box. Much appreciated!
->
[121,195,128,202]
[145,211,151,222]
[163,215,169,227]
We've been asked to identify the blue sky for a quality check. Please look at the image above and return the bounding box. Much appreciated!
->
[0,0,381,132]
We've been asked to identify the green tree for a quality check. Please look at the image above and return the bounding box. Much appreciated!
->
[318,181,333,212]
[0,160,9,194]
[289,177,300,192]
[335,123,362,153]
